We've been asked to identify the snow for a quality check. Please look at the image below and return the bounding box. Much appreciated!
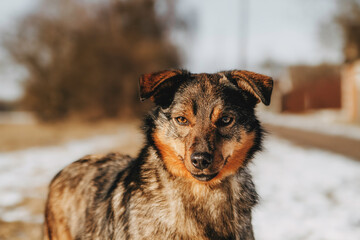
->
[0,191,22,207]
[1,207,40,223]
[258,110,360,140]
[0,125,359,239]
[0,125,140,223]
[252,136,360,240]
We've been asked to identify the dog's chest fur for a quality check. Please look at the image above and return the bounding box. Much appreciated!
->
[83,149,257,240]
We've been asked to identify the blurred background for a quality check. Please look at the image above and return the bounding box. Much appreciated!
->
[0,0,359,239]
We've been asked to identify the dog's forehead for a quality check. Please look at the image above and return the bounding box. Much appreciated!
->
[171,73,234,112]
[180,74,218,98]
[191,72,237,88]
[192,72,224,82]
[182,72,235,96]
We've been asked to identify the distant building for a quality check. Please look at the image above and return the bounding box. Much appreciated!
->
[273,64,341,113]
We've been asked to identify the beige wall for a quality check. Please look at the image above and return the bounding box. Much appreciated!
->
[342,61,360,123]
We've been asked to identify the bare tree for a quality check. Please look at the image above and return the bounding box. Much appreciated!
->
[4,0,182,121]
[335,0,360,62]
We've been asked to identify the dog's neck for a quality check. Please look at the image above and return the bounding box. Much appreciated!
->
[143,145,258,208]
[138,145,258,239]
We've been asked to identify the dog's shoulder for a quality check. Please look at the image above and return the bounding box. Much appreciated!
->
[50,152,134,190]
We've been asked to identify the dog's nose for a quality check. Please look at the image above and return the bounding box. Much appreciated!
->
[191,152,213,170]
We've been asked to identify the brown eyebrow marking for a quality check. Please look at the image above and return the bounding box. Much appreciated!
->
[211,105,223,123]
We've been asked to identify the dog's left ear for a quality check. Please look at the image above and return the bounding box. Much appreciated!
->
[139,69,190,107]
[225,70,273,106]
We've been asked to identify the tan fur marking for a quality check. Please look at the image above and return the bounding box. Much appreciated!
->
[45,197,73,240]
[154,129,255,187]
[211,105,223,124]
[153,131,194,181]
[218,73,228,83]
[154,130,223,186]
[211,131,255,183]
[183,108,196,127]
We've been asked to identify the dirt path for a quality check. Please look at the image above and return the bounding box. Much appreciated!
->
[264,124,360,161]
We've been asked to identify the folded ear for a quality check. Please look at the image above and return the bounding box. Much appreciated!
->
[224,70,273,106]
[139,69,190,106]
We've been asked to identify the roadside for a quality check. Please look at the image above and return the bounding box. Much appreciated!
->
[259,110,360,161]
[259,110,360,140]
[264,124,360,161]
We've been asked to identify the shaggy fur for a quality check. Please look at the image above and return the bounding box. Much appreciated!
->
[44,70,273,240]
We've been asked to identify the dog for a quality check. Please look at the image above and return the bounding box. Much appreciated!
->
[44,69,273,240]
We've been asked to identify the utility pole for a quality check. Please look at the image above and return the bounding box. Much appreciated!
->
[240,0,249,69]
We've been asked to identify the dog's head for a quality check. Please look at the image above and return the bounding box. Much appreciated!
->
[140,70,273,184]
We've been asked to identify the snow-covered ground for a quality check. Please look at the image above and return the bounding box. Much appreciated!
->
[252,137,360,240]
[0,123,359,239]
[259,110,360,140]
[0,125,142,223]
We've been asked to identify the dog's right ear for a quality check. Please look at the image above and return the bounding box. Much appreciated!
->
[224,70,273,106]
[139,69,189,107]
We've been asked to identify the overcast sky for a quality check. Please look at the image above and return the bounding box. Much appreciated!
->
[0,0,342,101]
[0,0,40,101]
[175,0,341,73]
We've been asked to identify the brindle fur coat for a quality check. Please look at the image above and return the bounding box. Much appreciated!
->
[44,70,273,240]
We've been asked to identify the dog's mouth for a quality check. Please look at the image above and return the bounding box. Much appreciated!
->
[191,172,218,182]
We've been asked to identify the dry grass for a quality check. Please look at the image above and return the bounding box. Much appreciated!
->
[0,118,142,152]
[0,220,42,240]
[0,196,46,240]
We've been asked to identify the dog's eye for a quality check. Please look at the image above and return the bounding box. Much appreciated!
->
[175,116,189,126]
[218,116,233,127]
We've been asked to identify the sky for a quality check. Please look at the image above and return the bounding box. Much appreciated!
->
[175,0,341,73]
[0,0,39,29]
[0,0,40,101]
[0,0,342,101]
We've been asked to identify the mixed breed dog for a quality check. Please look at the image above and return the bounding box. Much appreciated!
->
[44,69,273,240]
